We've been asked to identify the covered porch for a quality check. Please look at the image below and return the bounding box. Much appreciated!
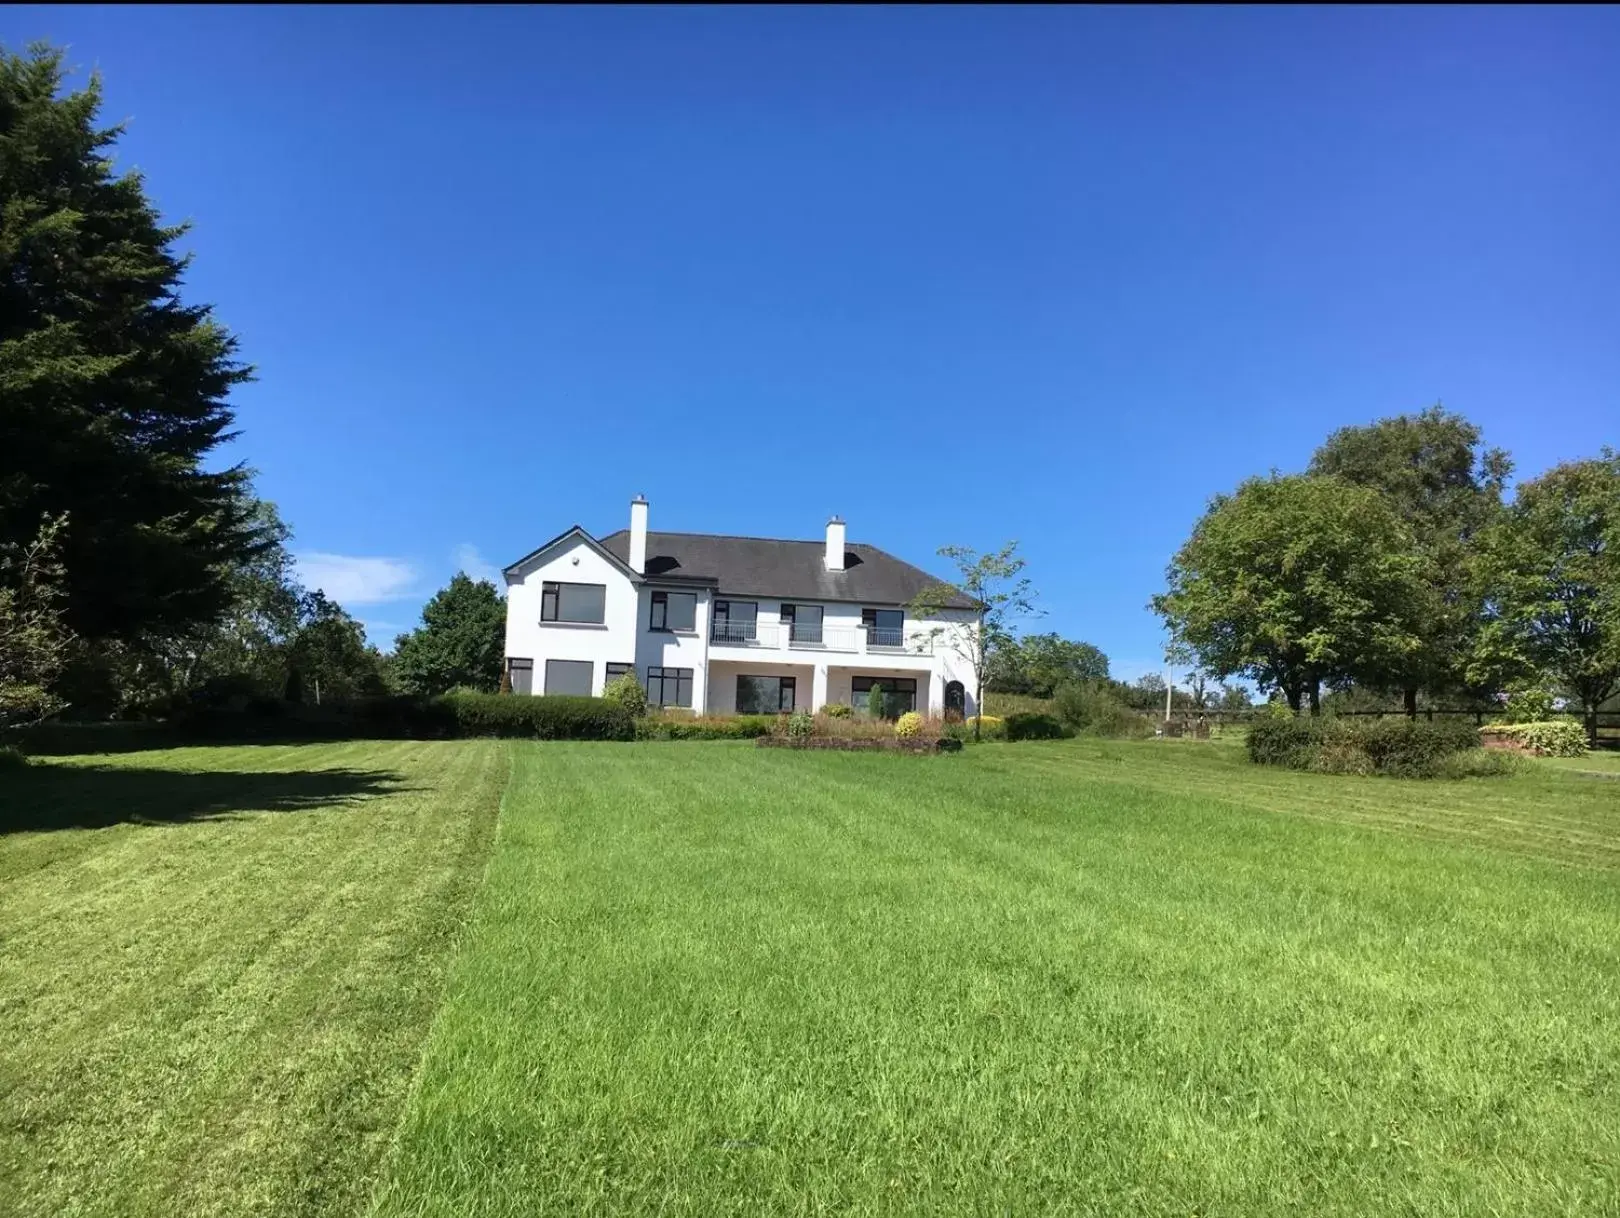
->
[824,666,938,717]
[706,659,817,715]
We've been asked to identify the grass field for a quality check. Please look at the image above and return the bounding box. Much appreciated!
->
[4,738,1619,1215]
[0,741,507,1218]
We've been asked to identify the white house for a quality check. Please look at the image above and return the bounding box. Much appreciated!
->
[502,497,982,717]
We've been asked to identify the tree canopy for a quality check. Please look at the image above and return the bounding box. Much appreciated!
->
[0,44,259,642]
[1474,451,1620,742]
[391,574,505,696]
[1308,405,1509,708]
[986,632,1109,696]
[1153,474,1430,712]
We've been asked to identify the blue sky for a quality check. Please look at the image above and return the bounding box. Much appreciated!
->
[8,7,1618,680]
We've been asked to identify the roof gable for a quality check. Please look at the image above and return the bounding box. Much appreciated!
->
[501,526,640,582]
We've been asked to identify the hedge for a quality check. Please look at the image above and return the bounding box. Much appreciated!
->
[437,693,635,740]
[1004,711,1069,741]
[635,714,780,741]
[1487,720,1588,758]
[1248,716,1480,778]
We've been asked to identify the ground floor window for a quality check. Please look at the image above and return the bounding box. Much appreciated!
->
[544,659,593,696]
[604,662,635,686]
[852,675,917,716]
[645,666,694,708]
[508,657,533,695]
[736,674,796,714]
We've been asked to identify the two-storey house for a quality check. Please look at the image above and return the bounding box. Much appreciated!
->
[502,497,981,717]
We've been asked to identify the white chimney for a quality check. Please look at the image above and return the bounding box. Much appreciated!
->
[825,515,846,572]
[629,495,648,574]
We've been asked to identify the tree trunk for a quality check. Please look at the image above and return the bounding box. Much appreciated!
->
[1403,686,1418,720]
[1308,680,1321,717]
[1588,704,1601,750]
[1285,683,1302,714]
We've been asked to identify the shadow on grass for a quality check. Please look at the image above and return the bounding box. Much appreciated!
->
[1,764,408,834]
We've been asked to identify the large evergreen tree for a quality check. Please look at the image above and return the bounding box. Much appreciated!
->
[1309,405,1510,713]
[0,44,258,642]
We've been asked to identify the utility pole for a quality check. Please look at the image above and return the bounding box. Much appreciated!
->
[1164,669,1173,722]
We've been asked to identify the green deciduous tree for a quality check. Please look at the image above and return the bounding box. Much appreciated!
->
[1309,405,1510,714]
[391,574,505,696]
[911,541,1037,740]
[1153,474,1430,713]
[0,44,260,643]
[986,632,1109,696]
[0,513,74,725]
[285,591,387,703]
[1474,451,1620,747]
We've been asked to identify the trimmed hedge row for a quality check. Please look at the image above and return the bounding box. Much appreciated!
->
[635,714,780,741]
[1248,716,1479,777]
[1485,720,1588,757]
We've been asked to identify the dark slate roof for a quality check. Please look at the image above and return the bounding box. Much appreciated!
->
[597,530,978,609]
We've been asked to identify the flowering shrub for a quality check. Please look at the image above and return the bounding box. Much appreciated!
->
[787,709,815,738]
[823,702,853,719]
[894,711,924,739]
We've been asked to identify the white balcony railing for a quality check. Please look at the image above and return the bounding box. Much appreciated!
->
[707,619,933,656]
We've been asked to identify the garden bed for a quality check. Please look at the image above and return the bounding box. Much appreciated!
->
[756,735,962,753]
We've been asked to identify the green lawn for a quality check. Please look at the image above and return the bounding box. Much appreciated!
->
[4,738,1619,1215]
[0,741,507,1218]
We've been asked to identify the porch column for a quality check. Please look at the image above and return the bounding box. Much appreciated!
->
[811,663,828,711]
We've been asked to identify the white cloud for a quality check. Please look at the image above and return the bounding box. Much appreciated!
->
[295,552,418,606]
[453,543,504,592]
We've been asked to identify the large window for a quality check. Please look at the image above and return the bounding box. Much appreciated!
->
[711,600,758,644]
[544,659,594,695]
[736,674,796,714]
[645,666,694,708]
[508,657,533,696]
[852,675,916,715]
[649,590,696,632]
[781,603,823,644]
[861,607,904,648]
[541,581,606,624]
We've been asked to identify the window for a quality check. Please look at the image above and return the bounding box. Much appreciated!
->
[541,581,606,624]
[649,590,696,632]
[544,659,593,696]
[508,657,534,696]
[711,600,758,644]
[605,662,635,685]
[645,666,694,708]
[861,607,904,647]
[781,603,823,644]
[852,675,917,715]
[736,674,796,714]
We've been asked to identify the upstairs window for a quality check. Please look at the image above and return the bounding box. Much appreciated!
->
[649,590,697,632]
[541,581,606,624]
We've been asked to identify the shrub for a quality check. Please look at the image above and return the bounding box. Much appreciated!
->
[0,744,28,769]
[1249,716,1479,777]
[637,713,779,741]
[823,702,853,719]
[788,709,815,738]
[1052,683,1151,738]
[439,692,635,740]
[602,671,648,718]
[866,682,887,719]
[1494,720,1588,758]
[1004,711,1067,741]
[946,713,1006,741]
[1503,685,1556,723]
[894,711,924,739]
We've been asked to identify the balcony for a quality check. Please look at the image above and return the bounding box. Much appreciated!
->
[707,620,932,656]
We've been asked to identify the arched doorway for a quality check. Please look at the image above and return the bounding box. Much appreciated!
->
[944,680,966,721]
